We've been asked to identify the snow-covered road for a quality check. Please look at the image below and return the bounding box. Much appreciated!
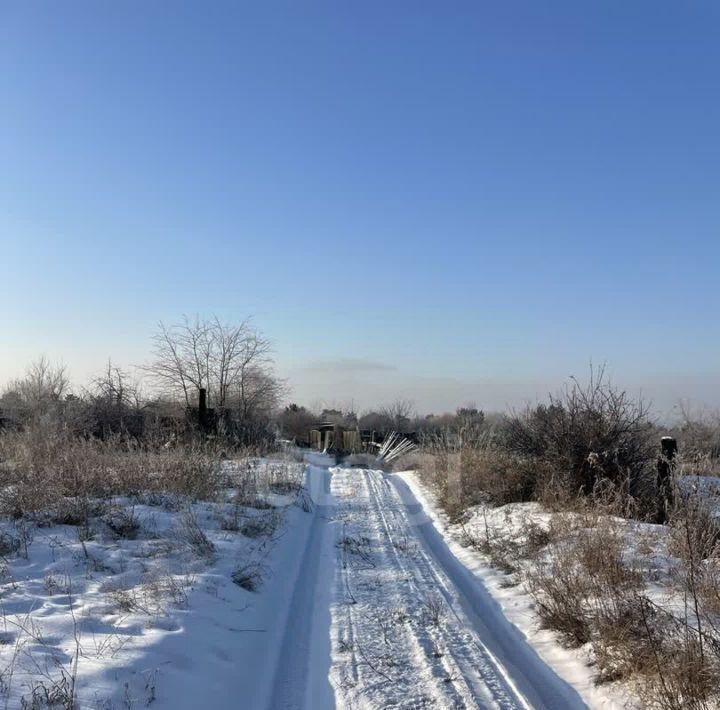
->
[267,463,587,710]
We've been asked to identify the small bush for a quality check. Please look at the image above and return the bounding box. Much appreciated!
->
[526,540,593,646]
[0,531,21,556]
[502,367,656,515]
[232,562,265,592]
[178,508,215,558]
[526,517,641,650]
[240,512,279,539]
[459,447,541,506]
[103,506,140,539]
[48,497,106,527]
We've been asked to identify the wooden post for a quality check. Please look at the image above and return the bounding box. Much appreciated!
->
[198,388,207,431]
[657,436,677,524]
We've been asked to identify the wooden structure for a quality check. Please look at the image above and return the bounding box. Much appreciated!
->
[307,423,416,459]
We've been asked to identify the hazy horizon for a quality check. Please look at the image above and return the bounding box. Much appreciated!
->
[3,341,720,421]
[2,2,719,418]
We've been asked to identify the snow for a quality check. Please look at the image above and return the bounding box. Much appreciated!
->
[392,468,720,709]
[0,458,313,709]
[0,452,652,708]
[393,470,630,710]
[326,466,585,709]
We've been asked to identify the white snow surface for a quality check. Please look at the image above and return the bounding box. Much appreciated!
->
[0,454,628,708]
[326,467,586,710]
[392,471,630,710]
[0,458,313,709]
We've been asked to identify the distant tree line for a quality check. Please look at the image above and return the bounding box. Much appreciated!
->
[276,397,490,446]
[0,315,284,448]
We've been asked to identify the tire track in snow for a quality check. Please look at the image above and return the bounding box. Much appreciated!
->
[332,469,437,708]
[363,470,524,710]
[267,463,586,710]
[266,466,337,710]
[360,470,472,708]
[388,471,588,710]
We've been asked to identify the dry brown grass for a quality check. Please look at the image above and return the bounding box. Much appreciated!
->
[458,447,540,506]
[418,406,720,707]
[0,428,230,517]
[522,492,720,707]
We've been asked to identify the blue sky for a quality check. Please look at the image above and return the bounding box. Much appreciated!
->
[1,1,719,414]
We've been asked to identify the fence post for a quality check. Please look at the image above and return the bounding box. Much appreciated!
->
[657,436,677,524]
[198,388,207,431]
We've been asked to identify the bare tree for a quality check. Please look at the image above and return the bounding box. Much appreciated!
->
[12,356,68,404]
[87,360,143,436]
[3,356,70,423]
[143,316,211,407]
[91,360,141,409]
[278,404,318,441]
[380,399,415,432]
[143,315,281,415]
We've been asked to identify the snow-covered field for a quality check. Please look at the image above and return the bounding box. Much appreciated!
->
[393,472,629,710]
[0,458,313,709]
[1,452,678,709]
[396,470,720,710]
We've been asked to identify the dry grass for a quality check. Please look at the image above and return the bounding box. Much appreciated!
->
[231,561,266,592]
[417,397,720,707]
[458,447,540,506]
[0,429,232,517]
[178,508,216,558]
[517,493,720,707]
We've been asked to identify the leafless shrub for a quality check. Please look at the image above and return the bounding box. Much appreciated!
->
[106,572,194,615]
[229,459,261,507]
[0,531,21,557]
[266,461,302,494]
[239,511,279,539]
[461,516,522,575]
[46,497,106,528]
[20,673,74,710]
[143,572,194,609]
[103,507,140,540]
[420,593,445,627]
[134,491,185,511]
[294,486,313,513]
[107,587,145,614]
[503,366,656,515]
[43,574,71,596]
[520,518,552,556]
[520,494,720,704]
[629,488,720,708]
[526,542,593,646]
[416,443,464,521]
[526,517,642,649]
[231,561,266,592]
[458,446,542,506]
[178,508,215,559]
[632,603,720,710]
[672,403,720,465]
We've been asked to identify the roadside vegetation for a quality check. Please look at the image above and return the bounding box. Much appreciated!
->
[0,316,308,708]
[415,367,720,709]
[4,323,720,709]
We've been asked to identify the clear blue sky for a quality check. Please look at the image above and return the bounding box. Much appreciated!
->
[1,1,719,414]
